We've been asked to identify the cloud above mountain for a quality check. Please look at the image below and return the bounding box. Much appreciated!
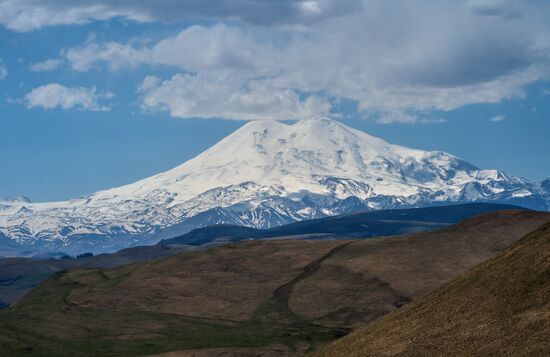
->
[138,74,331,120]
[24,84,114,111]
[2,1,550,122]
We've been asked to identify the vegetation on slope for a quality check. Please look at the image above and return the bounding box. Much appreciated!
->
[0,210,548,356]
[0,203,531,308]
[314,222,550,356]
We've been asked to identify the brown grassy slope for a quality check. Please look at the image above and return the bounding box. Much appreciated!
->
[62,210,549,327]
[290,210,550,328]
[314,221,550,357]
[0,244,190,306]
[0,210,548,356]
[0,240,350,357]
[65,239,345,321]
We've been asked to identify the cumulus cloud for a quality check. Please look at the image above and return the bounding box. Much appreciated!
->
[138,73,330,120]
[58,1,550,122]
[24,83,113,111]
[63,24,271,73]
[5,1,550,122]
[0,0,360,32]
[489,115,506,122]
[29,59,64,72]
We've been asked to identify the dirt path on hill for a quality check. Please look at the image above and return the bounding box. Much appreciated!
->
[253,241,355,341]
[271,241,356,323]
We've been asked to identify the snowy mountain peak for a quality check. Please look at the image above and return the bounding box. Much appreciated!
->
[158,117,427,199]
[0,118,548,254]
[0,196,31,203]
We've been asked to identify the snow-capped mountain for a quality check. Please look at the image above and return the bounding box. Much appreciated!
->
[1,118,548,253]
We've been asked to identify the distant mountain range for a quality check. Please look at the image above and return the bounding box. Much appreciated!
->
[1,118,549,254]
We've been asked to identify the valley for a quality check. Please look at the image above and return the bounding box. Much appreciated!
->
[0,203,526,307]
[0,209,548,356]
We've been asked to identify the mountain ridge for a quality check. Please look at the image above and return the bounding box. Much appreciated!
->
[1,118,548,253]
[162,203,527,246]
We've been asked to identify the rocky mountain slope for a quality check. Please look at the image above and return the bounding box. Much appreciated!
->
[1,118,548,253]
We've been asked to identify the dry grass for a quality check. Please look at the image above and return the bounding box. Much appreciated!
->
[148,344,298,357]
[291,210,550,328]
[314,221,550,357]
[0,210,548,356]
[67,240,344,321]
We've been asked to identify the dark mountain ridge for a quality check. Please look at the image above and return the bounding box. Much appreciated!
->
[162,203,527,245]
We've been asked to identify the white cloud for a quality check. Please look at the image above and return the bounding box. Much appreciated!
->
[0,0,359,32]
[24,83,113,111]
[62,1,550,122]
[29,59,64,72]
[63,24,271,73]
[0,2,150,32]
[489,115,506,122]
[138,73,330,120]
[373,111,448,125]
[0,59,7,79]
[6,1,550,122]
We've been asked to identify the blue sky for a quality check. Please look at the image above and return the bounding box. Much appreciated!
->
[0,0,549,202]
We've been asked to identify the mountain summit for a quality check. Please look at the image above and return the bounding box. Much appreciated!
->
[1,118,548,253]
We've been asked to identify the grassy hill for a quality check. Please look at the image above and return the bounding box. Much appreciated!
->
[0,210,548,356]
[0,203,524,308]
[0,244,191,307]
[314,222,550,357]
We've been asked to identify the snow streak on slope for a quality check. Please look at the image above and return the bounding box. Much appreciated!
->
[0,118,548,253]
